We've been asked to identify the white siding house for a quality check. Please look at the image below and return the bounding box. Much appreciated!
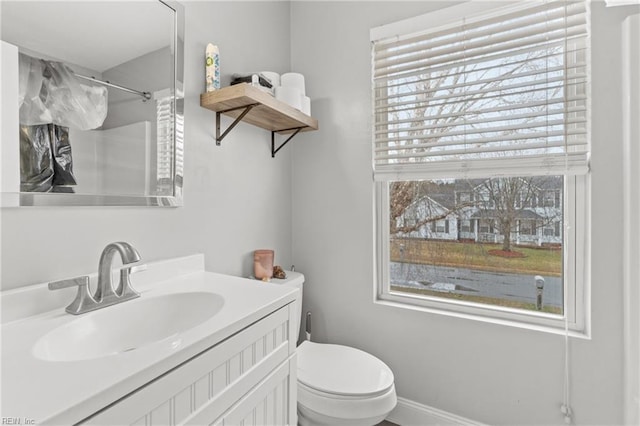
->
[396,177,563,247]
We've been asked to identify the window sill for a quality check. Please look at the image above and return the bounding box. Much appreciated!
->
[374,293,590,339]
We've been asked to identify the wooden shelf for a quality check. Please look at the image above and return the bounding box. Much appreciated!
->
[200,83,318,135]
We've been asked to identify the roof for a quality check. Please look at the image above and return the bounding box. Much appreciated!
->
[468,176,563,192]
[470,209,544,220]
[428,192,457,210]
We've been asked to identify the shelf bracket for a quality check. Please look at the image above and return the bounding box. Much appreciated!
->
[271,127,305,158]
[215,104,259,145]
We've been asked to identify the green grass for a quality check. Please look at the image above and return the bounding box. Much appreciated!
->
[391,238,562,277]
[391,285,563,315]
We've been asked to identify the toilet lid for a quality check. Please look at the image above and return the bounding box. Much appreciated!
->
[297,341,394,397]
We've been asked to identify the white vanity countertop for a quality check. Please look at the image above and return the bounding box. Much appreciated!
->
[0,254,299,424]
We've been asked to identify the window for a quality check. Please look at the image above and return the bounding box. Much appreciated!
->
[372,2,589,333]
[544,226,556,237]
[155,87,184,196]
[543,190,557,207]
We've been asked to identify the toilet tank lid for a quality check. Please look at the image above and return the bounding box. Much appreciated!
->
[270,270,304,287]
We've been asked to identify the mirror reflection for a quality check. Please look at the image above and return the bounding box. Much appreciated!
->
[0,0,183,206]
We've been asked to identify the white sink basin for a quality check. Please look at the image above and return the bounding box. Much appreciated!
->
[33,292,225,361]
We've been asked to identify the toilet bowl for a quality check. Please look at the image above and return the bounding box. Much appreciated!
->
[297,340,397,426]
[270,272,397,426]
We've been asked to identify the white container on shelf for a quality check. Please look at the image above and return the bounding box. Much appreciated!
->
[260,71,280,90]
[301,95,311,116]
[280,72,305,95]
[275,86,302,110]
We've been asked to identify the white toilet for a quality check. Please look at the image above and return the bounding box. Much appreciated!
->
[271,271,397,426]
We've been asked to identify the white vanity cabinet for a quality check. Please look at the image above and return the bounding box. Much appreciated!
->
[84,304,298,426]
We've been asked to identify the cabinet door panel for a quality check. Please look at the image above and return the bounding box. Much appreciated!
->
[85,305,291,426]
[183,343,289,425]
[217,358,293,426]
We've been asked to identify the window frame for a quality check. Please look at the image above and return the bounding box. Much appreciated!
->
[375,175,589,335]
[371,2,591,336]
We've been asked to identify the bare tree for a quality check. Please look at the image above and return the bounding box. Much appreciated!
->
[476,176,562,251]
[389,181,418,235]
[478,178,534,252]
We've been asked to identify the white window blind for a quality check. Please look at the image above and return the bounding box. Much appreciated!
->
[372,1,590,181]
[156,89,173,185]
[155,87,183,195]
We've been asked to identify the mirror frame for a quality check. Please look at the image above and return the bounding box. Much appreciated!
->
[1,0,184,207]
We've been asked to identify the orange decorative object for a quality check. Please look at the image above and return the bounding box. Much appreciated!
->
[254,249,274,281]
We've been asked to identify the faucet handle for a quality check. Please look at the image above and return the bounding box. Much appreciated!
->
[48,276,97,315]
[49,276,89,291]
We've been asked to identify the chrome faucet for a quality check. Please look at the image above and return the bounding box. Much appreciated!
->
[49,242,146,315]
[95,242,142,303]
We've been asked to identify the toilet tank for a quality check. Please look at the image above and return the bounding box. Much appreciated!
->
[270,271,304,341]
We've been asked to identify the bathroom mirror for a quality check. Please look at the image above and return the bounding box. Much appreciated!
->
[0,0,184,206]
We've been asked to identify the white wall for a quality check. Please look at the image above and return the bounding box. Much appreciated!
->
[97,122,151,195]
[69,128,99,194]
[622,12,640,425]
[0,41,20,195]
[291,1,636,424]
[0,1,294,290]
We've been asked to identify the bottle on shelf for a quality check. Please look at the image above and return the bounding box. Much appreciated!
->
[205,43,220,92]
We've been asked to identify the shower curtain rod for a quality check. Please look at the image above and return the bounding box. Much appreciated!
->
[74,73,152,101]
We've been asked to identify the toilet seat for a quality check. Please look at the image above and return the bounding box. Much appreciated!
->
[296,341,397,424]
[268,273,397,425]
[297,341,395,397]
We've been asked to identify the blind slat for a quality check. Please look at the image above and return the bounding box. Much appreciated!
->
[374,1,586,52]
[375,140,586,161]
[156,95,174,181]
[373,153,590,181]
[375,81,587,114]
[374,26,587,78]
[375,118,587,145]
[376,55,587,92]
[374,16,586,70]
[375,106,586,136]
[375,74,587,111]
[374,100,586,129]
[375,129,586,153]
[375,44,586,85]
[373,4,570,59]
[375,65,583,103]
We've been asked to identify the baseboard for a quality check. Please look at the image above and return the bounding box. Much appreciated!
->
[386,397,487,426]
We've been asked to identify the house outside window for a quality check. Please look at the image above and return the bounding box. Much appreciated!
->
[372,1,590,333]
